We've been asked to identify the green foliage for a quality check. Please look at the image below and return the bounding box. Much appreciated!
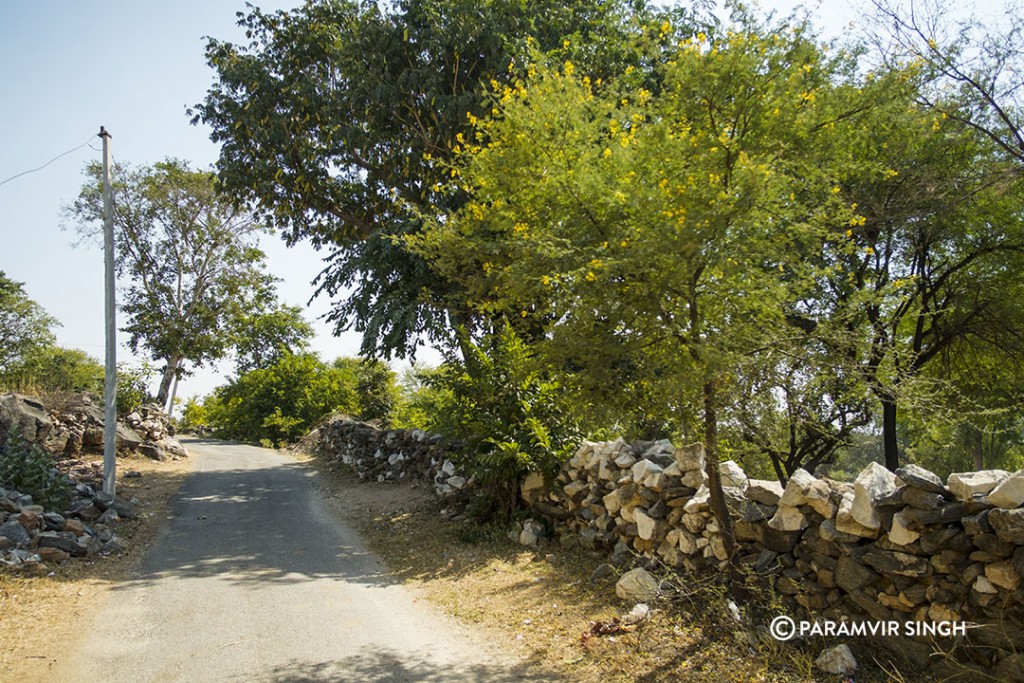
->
[333,358,400,426]
[0,428,71,511]
[425,322,581,520]
[65,158,274,405]
[207,353,360,447]
[233,302,315,373]
[116,363,154,417]
[0,272,58,379]
[176,396,210,434]
[194,0,713,359]
[390,365,454,431]
[1,346,103,395]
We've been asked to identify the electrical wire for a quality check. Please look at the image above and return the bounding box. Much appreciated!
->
[0,134,97,187]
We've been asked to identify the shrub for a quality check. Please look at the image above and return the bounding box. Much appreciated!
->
[426,322,581,521]
[0,428,71,511]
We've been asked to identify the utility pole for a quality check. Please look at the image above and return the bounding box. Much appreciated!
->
[100,126,117,497]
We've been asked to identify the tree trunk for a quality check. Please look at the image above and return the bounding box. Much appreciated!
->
[156,355,180,406]
[702,381,747,603]
[882,395,899,471]
[970,428,984,470]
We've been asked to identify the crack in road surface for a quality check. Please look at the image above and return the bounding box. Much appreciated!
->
[53,439,557,682]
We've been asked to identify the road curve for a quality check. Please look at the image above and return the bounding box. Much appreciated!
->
[52,439,551,682]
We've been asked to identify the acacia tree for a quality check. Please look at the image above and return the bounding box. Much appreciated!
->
[192,0,711,360]
[67,159,273,406]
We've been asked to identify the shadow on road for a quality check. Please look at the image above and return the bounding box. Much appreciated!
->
[240,648,556,682]
[114,447,392,591]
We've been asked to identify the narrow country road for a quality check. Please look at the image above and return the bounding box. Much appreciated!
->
[53,439,550,683]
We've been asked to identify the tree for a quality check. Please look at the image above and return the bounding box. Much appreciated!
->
[192,0,712,360]
[66,159,273,406]
[207,352,360,446]
[0,271,57,376]
[411,22,884,594]
[232,300,315,374]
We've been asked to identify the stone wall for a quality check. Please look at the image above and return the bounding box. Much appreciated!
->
[308,418,1024,675]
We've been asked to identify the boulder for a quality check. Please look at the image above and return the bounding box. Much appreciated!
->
[888,511,920,546]
[615,567,660,601]
[767,504,807,532]
[745,479,784,506]
[947,470,1011,501]
[987,471,1024,509]
[990,508,1024,544]
[851,462,897,531]
[674,443,705,471]
[718,460,747,489]
[520,472,546,506]
[836,492,879,538]
[0,393,54,445]
[895,463,946,495]
[815,644,857,676]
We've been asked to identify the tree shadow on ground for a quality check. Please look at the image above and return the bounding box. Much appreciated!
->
[241,648,558,682]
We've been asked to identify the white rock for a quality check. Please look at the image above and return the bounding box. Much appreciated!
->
[615,568,660,601]
[632,459,664,483]
[987,471,1024,509]
[615,451,638,469]
[815,644,857,675]
[441,460,457,476]
[603,489,623,515]
[677,530,698,554]
[684,485,711,513]
[447,475,468,490]
[746,479,785,506]
[768,504,807,532]
[570,442,596,469]
[888,510,920,545]
[519,519,545,547]
[836,492,879,538]
[851,462,897,531]
[663,462,682,477]
[947,470,1011,501]
[709,534,728,561]
[635,509,659,540]
[644,472,668,492]
[681,468,707,489]
[674,444,705,471]
[974,575,999,594]
[719,460,748,489]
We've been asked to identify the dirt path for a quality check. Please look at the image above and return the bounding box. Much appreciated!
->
[48,438,556,682]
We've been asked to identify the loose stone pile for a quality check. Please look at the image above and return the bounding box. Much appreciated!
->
[309,418,466,497]
[0,480,136,570]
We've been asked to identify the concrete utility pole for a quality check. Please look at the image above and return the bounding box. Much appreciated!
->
[100,126,117,497]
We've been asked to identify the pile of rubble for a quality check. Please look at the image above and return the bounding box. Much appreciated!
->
[309,418,466,497]
[0,478,137,570]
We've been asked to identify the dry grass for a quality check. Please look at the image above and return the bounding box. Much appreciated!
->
[309,455,937,683]
[0,451,191,681]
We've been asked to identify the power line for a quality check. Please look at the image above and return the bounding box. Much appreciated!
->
[0,134,96,187]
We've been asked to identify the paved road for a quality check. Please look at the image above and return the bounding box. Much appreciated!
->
[54,439,548,682]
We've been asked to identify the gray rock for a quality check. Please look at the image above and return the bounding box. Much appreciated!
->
[815,644,857,675]
[988,471,1024,509]
[862,549,932,577]
[836,554,880,592]
[36,531,87,557]
[745,479,784,506]
[615,567,660,601]
[895,463,946,494]
[851,462,897,530]
[0,393,54,445]
[0,519,31,547]
[990,508,1024,544]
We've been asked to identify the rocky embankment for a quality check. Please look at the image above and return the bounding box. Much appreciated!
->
[0,392,187,571]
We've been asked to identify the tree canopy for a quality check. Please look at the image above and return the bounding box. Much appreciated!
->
[66,158,274,405]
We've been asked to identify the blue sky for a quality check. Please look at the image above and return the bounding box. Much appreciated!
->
[0,0,859,402]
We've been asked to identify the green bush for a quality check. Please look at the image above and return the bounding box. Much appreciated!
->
[207,352,360,446]
[0,428,71,511]
[116,362,154,416]
[426,322,581,521]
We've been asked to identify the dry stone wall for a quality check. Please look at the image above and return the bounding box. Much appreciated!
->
[308,418,1024,674]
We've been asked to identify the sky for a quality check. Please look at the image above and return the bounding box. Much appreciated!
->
[1,0,866,404]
